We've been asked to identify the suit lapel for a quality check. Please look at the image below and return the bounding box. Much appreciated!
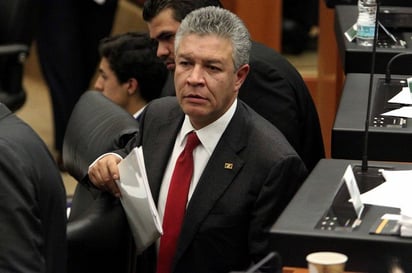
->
[143,104,184,203]
[0,104,11,120]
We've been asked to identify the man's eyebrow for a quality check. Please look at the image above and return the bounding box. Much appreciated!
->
[177,53,223,64]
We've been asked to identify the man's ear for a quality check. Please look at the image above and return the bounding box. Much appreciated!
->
[127,78,139,95]
[234,64,250,91]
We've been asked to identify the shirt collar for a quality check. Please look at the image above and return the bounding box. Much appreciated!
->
[133,105,147,120]
[179,99,237,155]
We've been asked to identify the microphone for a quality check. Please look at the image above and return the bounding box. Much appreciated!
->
[352,0,386,186]
[229,252,282,273]
[385,52,412,84]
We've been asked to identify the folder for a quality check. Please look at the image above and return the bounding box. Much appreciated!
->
[117,146,163,254]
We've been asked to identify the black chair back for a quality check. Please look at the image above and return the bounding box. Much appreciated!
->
[63,90,139,273]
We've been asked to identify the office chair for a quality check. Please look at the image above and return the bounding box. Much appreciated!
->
[62,90,140,273]
[0,0,37,111]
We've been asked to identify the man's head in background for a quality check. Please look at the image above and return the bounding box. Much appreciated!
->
[95,32,168,116]
[143,0,223,71]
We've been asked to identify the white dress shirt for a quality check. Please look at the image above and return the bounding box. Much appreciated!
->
[157,99,238,225]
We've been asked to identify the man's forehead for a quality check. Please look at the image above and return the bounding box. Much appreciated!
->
[147,8,180,38]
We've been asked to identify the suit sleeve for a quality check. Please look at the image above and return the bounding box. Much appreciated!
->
[0,141,46,272]
[249,154,307,273]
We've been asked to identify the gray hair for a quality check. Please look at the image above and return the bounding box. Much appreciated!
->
[174,6,251,70]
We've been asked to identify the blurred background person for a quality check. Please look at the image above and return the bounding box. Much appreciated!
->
[36,0,119,170]
[94,31,168,118]
[0,102,67,273]
[282,0,319,54]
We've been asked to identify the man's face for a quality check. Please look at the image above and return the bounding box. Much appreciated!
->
[147,8,181,71]
[94,57,131,110]
[174,33,249,129]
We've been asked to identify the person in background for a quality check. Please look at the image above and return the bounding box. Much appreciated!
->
[0,103,67,273]
[88,6,307,273]
[65,32,167,273]
[142,0,325,172]
[94,31,168,119]
[36,0,119,170]
[282,0,319,54]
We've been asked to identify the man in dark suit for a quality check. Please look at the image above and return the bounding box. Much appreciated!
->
[89,6,307,273]
[0,103,67,273]
[142,0,325,172]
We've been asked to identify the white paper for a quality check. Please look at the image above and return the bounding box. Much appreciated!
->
[381,106,412,118]
[343,165,364,218]
[360,169,412,210]
[117,147,162,254]
[387,87,412,105]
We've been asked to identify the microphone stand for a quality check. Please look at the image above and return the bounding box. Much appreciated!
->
[352,0,386,189]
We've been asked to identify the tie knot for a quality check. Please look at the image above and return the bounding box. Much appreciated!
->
[185,132,200,152]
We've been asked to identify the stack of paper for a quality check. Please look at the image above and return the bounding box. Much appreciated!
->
[117,146,163,254]
[359,169,412,237]
[400,207,412,237]
[382,77,412,118]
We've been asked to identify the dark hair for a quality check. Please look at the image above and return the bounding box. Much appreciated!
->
[98,32,168,102]
[143,0,223,23]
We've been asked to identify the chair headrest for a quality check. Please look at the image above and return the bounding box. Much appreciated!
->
[62,90,139,181]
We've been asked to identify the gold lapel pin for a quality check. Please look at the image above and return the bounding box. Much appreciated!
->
[224,162,233,169]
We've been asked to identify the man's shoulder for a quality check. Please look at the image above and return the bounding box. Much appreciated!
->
[238,101,293,145]
[148,96,178,108]
[250,41,288,64]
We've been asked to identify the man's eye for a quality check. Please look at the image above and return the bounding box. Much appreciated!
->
[166,34,175,41]
[179,61,190,66]
[208,65,221,72]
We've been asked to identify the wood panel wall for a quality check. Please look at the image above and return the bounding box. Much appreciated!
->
[220,0,282,52]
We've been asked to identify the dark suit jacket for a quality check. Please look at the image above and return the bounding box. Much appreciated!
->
[0,104,67,273]
[118,97,308,273]
[162,41,324,172]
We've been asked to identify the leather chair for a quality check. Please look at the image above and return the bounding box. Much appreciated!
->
[0,0,37,111]
[62,90,139,273]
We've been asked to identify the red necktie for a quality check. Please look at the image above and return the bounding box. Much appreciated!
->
[156,132,200,273]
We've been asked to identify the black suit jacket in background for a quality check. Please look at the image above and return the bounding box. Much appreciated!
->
[0,104,67,273]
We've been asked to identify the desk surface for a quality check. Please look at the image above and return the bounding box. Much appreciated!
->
[335,5,412,74]
[270,159,412,273]
[332,73,412,162]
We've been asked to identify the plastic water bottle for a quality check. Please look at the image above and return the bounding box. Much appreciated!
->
[356,0,377,47]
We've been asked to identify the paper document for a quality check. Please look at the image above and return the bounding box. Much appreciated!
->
[387,87,412,105]
[342,165,364,218]
[360,169,412,210]
[381,106,412,118]
[117,146,163,254]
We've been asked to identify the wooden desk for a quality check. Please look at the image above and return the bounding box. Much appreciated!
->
[284,267,363,273]
[284,267,308,273]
